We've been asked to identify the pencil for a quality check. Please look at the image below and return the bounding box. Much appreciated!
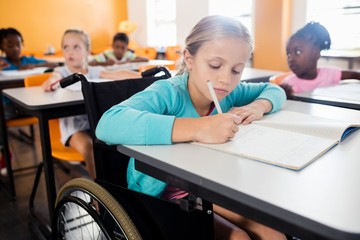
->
[206,80,222,114]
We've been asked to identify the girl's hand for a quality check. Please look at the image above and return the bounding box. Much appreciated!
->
[105,58,115,66]
[19,64,36,70]
[0,59,9,70]
[173,114,242,144]
[279,83,294,99]
[229,99,272,125]
[41,73,62,92]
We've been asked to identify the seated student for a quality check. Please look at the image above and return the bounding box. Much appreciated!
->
[42,29,140,179]
[96,15,287,240]
[0,28,58,70]
[0,28,59,174]
[279,22,360,98]
[89,32,148,66]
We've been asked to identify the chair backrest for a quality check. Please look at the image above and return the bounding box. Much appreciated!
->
[269,72,292,85]
[165,45,182,61]
[134,47,157,60]
[83,78,167,139]
[59,67,171,186]
[24,72,52,87]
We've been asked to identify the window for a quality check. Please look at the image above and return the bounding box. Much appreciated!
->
[146,0,177,48]
[209,0,253,35]
[306,0,360,49]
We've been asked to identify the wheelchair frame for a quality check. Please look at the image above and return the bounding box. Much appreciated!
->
[52,67,215,239]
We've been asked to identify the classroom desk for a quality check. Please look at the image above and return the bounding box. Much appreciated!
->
[321,49,360,70]
[2,86,84,236]
[0,67,52,198]
[117,100,360,240]
[241,67,281,82]
[293,80,360,110]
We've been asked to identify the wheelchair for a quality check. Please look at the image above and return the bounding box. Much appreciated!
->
[52,67,214,239]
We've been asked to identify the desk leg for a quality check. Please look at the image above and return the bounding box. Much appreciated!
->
[30,114,55,235]
[0,90,16,199]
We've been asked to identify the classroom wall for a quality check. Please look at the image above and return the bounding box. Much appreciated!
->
[0,0,128,54]
[127,0,148,47]
[252,0,292,71]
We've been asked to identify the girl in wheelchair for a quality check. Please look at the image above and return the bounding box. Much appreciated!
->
[96,16,287,240]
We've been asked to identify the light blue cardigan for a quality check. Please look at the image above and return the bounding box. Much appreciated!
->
[96,72,286,197]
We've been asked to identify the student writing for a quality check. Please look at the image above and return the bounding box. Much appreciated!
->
[89,32,148,66]
[96,15,287,240]
[42,29,140,179]
[280,22,360,97]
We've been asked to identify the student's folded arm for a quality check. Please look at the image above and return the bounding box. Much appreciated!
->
[341,71,360,80]
[96,82,177,145]
[233,82,286,113]
[96,105,175,145]
[255,82,286,113]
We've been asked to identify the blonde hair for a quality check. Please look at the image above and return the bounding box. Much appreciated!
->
[62,29,91,51]
[178,15,253,75]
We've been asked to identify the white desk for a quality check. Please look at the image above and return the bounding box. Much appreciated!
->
[3,86,84,238]
[0,67,52,198]
[0,67,50,81]
[293,81,360,110]
[117,101,360,239]
[241,67,281,82]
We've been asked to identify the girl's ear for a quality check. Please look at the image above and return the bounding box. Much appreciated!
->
[183,49,193,70]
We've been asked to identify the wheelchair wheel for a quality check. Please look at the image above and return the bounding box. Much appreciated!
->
[52,178,142,240]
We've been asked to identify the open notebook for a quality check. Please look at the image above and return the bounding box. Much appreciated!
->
[193,110,359,170]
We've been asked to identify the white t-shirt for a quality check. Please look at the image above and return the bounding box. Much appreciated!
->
[55,65,104,144]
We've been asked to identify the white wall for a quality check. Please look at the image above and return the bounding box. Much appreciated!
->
[127,0,148,47]
[291,0,307,34]
[127,0,209,47]
[175,0,210,47]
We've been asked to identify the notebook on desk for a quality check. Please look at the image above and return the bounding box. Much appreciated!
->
[193,110,360,170]
[0,67,49,77]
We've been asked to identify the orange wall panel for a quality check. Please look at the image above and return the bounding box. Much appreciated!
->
[253,0,292,71]
[0,0,127,54]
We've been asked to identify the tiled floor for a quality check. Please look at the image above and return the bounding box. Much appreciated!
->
[0,125,89,240]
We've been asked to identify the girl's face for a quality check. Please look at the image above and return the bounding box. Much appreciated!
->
[185,37,251,114]
[286,38,320,78]
[112,40,128,60]
[1,34,22,61]
[62,32,89,69]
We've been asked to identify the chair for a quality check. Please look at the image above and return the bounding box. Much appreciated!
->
[53,67,214,239]
[165,45,182,61]
[134,47,158,60]
[23,73,84,214]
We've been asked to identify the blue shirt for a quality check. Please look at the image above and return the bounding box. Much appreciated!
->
[96,72,286,197]
[0,56,46,70]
